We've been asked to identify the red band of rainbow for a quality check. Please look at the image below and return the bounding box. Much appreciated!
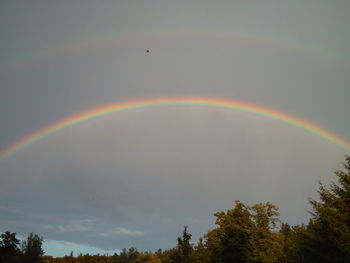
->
[0,97,349,161]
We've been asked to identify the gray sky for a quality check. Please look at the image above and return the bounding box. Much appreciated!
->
[1,0,350,257]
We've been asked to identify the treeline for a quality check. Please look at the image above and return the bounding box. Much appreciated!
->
[0,232,43,263]
[1,156,350,263]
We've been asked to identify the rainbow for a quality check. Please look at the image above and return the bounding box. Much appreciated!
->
[0,97,349,161]
[4,30,341,73]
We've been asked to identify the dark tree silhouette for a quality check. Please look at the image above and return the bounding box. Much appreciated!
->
[300,156,350,263]
[170,226,194,263]
[21,233,44,263]
[0,232,21,263]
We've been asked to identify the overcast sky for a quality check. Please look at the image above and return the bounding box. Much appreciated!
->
[1,0,350,257]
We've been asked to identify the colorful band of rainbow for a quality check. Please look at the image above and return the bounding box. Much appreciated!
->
[0,97,349,161]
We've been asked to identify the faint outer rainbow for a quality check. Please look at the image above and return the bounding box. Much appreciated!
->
[0,97,349,161]
[4,30,340,73]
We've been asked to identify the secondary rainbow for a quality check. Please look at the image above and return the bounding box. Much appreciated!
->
[4,30,340,73]
[0,97,349,161]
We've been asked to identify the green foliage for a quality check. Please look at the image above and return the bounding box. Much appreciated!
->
[205,201,284,263]
[249,203,284,263]
[279,223,305,263]
[193,237,210,263]
[206,201,250,263]
[170,226,194,263]
[300,156,350,263]
[118,247,139,263]
[135,251,161,263]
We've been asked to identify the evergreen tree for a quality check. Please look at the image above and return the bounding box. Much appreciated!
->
[301,156,350,263]
[171,226,194,263]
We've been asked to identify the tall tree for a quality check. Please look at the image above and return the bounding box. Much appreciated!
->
[21,233,44,263]
[208,201,252,263]
[249,203,284,263]
[279,223,305,263]
[301,156,350,263]
[171,226,194,263]
[0,231,21,263]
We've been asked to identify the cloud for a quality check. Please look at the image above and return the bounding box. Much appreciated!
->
[99,227,145,237]
[0,204,20,214]
[46,239,83,247]
[44,219,97,233]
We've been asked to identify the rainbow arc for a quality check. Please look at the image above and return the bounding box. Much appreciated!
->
[0,97,349,161]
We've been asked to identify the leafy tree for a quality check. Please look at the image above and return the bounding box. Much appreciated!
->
[155,248,175,263]
[249,202,284,263]
[279,223,301,263]
[193,237,210,263]
[21,233,44,263]
[205,201,284,263]
[117,247,139,263]
[0,231,21,263]
[206,201,252,263]
[135,252,161,263]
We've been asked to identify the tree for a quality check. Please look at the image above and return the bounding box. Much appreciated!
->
[205,201,285,263]
[0,231,21,263]
[135,252,161,263]
[116,247,139,263]
[21,233,44,263]
[279,223,303,263]
[209,201,252,263]
[300,156,350,263]
[249,203,284,263]
[193,237,210,263]
[171,226,194,263]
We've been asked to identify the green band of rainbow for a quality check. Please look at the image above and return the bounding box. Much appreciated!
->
[0,97,349,161]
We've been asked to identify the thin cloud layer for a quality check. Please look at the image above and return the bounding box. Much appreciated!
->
[99,228,145,237]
